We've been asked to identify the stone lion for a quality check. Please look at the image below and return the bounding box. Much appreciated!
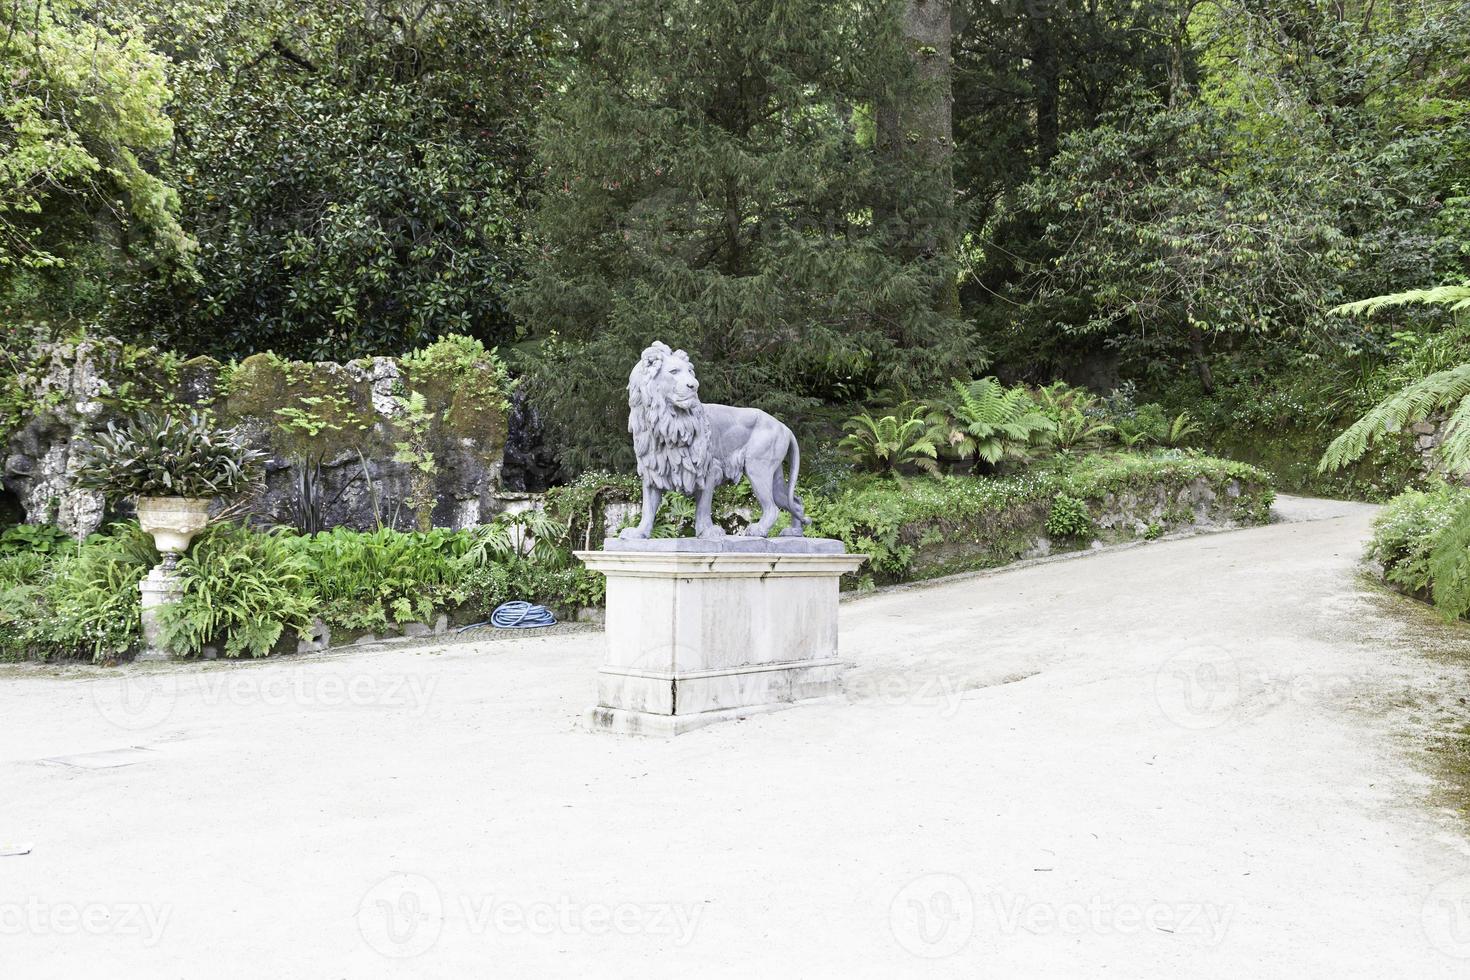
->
[619,341,809,540]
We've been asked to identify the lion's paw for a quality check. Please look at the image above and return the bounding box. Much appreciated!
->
[697,526,727,540]
[618,527,649,540]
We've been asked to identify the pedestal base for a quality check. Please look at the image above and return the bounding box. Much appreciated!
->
[575,542,866,736]
[586,696,842,737]
[137,564,182,661]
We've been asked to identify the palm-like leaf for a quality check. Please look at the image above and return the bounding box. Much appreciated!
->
[930,378,1052,464]
[840,410,940,476]
[1331,285,1470,317]
[1320,363,1470,473]
[1321,283,1470,474]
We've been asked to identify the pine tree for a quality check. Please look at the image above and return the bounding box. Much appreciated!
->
[515,0,976,474]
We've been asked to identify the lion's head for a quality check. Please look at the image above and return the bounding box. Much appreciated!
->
[627,341,711,494]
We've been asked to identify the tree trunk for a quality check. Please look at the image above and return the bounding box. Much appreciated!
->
[1187,324,1215,394]
[1025,6,1059,165]
[876,0,956,305]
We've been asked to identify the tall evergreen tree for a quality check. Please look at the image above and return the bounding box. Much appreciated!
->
[515,0,975,474]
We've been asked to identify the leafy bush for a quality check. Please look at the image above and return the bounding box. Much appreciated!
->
[290,526,474,631]
[839,410,940,477]
[160,524,317,658]
[1368,482,1470,619]
[0,523,71,555]
[41,524,157,661]
[806,452,1273,585]
[1045,493,1094,539]
[926,378,1052,466]
[73,410,266,500]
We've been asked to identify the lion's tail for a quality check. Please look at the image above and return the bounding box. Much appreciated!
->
[786,428,806,523]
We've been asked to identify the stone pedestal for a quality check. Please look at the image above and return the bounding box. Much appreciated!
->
[575,538,866,736]
[137,564,183,661]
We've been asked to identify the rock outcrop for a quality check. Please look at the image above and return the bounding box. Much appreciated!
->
[2,336,516,537]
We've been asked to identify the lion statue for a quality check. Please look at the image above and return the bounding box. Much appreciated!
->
[619,341,809,540]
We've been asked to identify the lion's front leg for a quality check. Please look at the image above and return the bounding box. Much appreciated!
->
[694,483,726,539]
[619,484,662,539]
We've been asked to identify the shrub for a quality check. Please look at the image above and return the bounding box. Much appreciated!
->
[73,410,266,500]
[0,523,71,555]
[926,378,1052,466]
[159,524,317,658]
[1367,482,1470,619]
[1045,493,1094,539]
[839,409,940,477]
[290,526,475,631]
[43,524,157,661]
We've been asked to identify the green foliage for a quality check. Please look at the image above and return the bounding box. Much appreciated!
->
[1321,283,1470,475]
[159,523,316,658]
[72,409,266,500]
[515,0,975,473]
[1332,287,1470,319]
[0,0,193,322]
[289,526,473,632]
[1045,493,1094,540]
[111,0,553,359]
[1368,483,1470,619]
[805,451,1273,585]
[0,523,71,555]
[39,523,157,661]
[927,378,1052,465]
[839,410,940,478]
[391,391,439,532]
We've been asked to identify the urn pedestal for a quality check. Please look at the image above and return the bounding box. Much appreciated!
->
[133,496,210,661]
[575,538,866,736]
[137,565,183,662]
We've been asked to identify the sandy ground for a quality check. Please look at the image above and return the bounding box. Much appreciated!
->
[3,495,1470,977]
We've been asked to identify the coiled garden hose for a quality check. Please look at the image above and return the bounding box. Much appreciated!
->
[453,600,559,632]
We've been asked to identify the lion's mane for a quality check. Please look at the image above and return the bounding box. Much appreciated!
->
[627,342,712,495]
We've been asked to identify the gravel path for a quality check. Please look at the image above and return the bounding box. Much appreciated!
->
[2,495,1469,977]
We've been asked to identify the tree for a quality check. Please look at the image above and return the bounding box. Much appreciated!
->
[516,0,977,474]
[110,0,555,360]
[0,0,192,324]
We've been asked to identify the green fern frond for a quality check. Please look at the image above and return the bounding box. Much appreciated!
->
[1331,285,1470,317]
[1319,364,1470,473]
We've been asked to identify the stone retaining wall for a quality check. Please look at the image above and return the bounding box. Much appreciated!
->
[2,337,517,536]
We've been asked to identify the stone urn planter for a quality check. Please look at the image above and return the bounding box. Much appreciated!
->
[134,496,213,557]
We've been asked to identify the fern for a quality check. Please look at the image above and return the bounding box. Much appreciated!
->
[839,410,940,477]
[1427,499,1470,620]
[929,378,1053,464]
[1163,410,1201,447]
[1320,283,1470,474]
[1319,363,1470,473]
[1331,285,1470,317]
[1049,408,1116,451]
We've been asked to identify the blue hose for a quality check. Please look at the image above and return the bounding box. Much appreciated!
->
[488,600,557,629]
